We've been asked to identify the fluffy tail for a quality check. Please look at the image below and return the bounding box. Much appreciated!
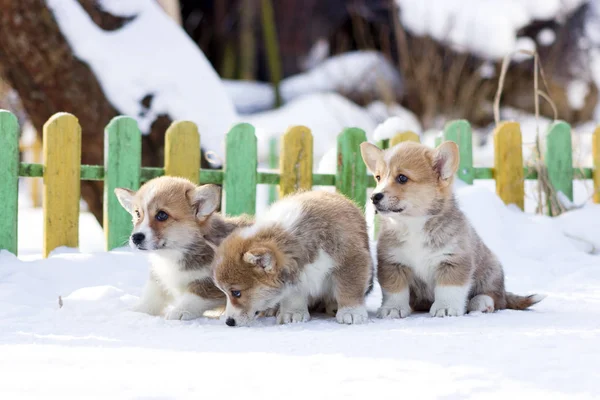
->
[505,292,546,310]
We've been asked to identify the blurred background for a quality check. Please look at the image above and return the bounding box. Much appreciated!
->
[1,0,598,222]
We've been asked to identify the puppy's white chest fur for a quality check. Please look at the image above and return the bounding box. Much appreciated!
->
[149,251,210,296]
[297,249,335,299]
[385,217,450,285]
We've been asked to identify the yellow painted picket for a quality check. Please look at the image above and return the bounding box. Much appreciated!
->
[494,122,524,210]
[390,131,420,146]
[594,127,600,203]
[42,113,81,258]
[279,125,313,197]
[165,121,200,183]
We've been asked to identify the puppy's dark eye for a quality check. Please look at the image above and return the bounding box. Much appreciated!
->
[397,174,408,184]
[155,210,169,221]
[231,290,241,298]
[135,210,141,219]
[375,175,381,182]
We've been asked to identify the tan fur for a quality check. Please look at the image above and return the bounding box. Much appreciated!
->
[114,176,252,319]
[361,141,545,317]
[213,190,374,326]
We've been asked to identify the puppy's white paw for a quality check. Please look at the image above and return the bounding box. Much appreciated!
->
[430,302,464,317]
[468,294,495,313]
[131,302,163,316]
[164,307,201,321]
[259,307,279,318]
[336,306,368,325]
[277,310,310,324]
[377,306,411,319]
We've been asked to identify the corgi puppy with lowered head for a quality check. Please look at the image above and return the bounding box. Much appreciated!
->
[360,140,545,318]
[115,176,252,320]
[212,190,374,326]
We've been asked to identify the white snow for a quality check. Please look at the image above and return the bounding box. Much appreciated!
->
[46,0,238,156]
[538,28,557,46]
[3,181,600,398]
[223,79,275,114]
[567,79,591,110]
[372,116,422,142]
[395,0,587,59]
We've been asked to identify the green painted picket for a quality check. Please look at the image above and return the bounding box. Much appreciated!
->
[0,110,19,254]
[225,123,257,216]
[444,120,474,184]
[336,128,368,210]
[104,117,142,251]
[546,121,574,207]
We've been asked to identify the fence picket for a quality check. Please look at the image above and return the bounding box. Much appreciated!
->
[225,123,257,215]
[268,137,279,204]
[494,122,524,210]
[43,113,82,257]
[444,120,474,184]
[279,126,313,197]
[390,131,420,146]
[0,111,20,255]
[104,117,142,251]
[337,128,368,209]
[546,121,573,211]
[165,121,200,183]
[594,126,600,203]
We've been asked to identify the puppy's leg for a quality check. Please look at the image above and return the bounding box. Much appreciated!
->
[430,259,471,317]
[277,290,310,324]
[377,261,412,319]
[468,294,495,313]
[132,274,169,316]
[165,279,225,321]
[333,250,371,324]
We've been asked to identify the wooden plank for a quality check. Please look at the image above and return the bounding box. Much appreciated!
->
[594,126,600,203]
[0,110,20,255]
[545,121,573,211]
[390,131,420,147]
[43,113,82,257]
[224,123,257,215]
[336,128,368,210]
[165,121,200,183]
[268,136,278,204]
[493,122,524,210]
[104,117,142,251]
[279,125,313,197]
[444,120,474,184]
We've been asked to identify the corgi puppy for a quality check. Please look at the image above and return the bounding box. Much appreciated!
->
[115,176,252,320]
[360,141,545,318]
[212,191,374,326]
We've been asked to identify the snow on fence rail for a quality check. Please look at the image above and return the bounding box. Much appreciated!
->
[0,110,598,258]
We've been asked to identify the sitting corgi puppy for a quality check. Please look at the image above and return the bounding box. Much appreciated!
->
[115,176,252,320]
[213,191,374,326]
[360,141,545,318]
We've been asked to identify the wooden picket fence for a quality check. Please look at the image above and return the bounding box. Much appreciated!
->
[0,110,599,258]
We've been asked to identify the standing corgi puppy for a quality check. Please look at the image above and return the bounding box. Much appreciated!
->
[115,176,252,320]
[360,141,545,318]
[213,191,373,326]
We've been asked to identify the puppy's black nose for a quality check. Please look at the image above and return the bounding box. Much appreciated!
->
[225,317,236,327]
[371,192,384,204]
[131,233,145,245]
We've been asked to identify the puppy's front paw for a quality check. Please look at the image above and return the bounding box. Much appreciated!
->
[277,310,310,324]
[165,307,201,321]
[429,302,464,317]
[259,306,279,318]
[336,306,368,324]
[376,306,411,319]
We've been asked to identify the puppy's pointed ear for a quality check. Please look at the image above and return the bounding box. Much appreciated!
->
[114,188,136,214]
[187,184,221,221]
[432,141,460,182]
[243,247,276,272]
[360,142,383,173]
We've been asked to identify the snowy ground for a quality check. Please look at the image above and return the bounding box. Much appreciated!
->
[2,183,600,399]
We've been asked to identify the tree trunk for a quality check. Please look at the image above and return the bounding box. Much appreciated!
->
[0,0,204,224]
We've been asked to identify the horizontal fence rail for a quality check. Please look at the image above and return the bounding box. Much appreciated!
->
[0,109,598,257]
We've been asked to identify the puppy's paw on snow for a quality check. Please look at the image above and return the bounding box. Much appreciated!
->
[131,302,163,316]
[377,306,411,319]
[259,307,279,318]
[429,302,464,317]
[277,310,310,324]
[468,295,495,313]
[164,307,201,321]
[336,306,368,324]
